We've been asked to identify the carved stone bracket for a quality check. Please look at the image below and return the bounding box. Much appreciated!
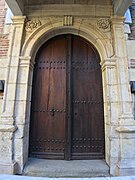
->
[97,18,110,32]
[25,19,42,32]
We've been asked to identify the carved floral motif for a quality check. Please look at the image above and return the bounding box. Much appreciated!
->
[25,19,41,32]
[97,19,110,32]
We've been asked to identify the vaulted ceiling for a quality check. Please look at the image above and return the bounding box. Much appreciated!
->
[5,0,132,16]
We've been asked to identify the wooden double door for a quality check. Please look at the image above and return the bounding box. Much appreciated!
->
[29,35,105,160]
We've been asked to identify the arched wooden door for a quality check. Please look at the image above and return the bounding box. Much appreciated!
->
[29,35,105,160]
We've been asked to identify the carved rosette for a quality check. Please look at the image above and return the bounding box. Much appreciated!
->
[97,19,110,32]
[25,19,42,32]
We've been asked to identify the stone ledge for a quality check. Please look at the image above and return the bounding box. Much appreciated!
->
[116,126,135,133]
[0,125,17,132]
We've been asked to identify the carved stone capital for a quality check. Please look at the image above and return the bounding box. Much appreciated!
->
[111,16,125,25]
[100,58,116,71]
[12,16,26,25]
[19,56,34,69]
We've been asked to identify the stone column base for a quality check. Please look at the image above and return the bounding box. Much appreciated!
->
[0,162,18,174]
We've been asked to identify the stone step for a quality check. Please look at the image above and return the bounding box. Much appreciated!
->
[23,158,110,178]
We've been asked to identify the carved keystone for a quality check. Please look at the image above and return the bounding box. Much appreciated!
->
[63,16,73,26]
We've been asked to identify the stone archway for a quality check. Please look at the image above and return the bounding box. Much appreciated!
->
[19,19,115,173]
[22,25,113,62]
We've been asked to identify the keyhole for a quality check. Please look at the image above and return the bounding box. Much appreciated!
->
[52,109,55,116]
[51,108,56,116]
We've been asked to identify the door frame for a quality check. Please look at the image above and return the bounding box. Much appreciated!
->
[19,23,114,173]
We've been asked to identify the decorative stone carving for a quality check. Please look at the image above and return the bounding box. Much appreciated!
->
[63,16,73,26]
[97,18,110,32]
[25,19,41,32]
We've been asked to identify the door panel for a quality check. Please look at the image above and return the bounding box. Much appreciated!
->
[71,36,105,159]
[29,35,105,160]
[29,36,66,159]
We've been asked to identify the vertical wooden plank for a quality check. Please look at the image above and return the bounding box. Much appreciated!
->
[65,35,72,160]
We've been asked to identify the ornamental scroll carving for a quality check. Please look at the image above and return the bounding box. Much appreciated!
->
[97,18,110,32]
[25,19,42,32]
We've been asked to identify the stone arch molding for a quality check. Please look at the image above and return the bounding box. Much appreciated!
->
[21,19,114,63]
[17,18,115,173]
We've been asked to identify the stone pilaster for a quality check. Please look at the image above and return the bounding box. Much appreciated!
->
[111,16,134,122]
[101,57,120,175]
[0,16,26,174]
[14,56,34,174]
[111,16,135,176]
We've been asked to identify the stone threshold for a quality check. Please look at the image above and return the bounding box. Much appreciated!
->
[23,158,110,178]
